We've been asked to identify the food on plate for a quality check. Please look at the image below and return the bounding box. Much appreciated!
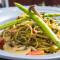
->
[0,3,60,55]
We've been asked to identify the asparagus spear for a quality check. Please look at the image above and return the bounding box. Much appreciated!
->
[15,3,60,48]
[43,13,60,17]
[0,17,27,30]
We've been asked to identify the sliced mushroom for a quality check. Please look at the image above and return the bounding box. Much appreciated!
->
[3,43,14,52]
[58,22,60,26]
[3,37,10,42]
[57,49,60,53]
[51,45,58,51]
[3,43,31,55]
[14,46,26,51]
[29,5,42,19]
[30,46,36,51]
[13,47,31,55]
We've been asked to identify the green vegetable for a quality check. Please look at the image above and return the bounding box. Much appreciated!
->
[43,13,60,17]
[15,3,60,48]
[0,17,28,30]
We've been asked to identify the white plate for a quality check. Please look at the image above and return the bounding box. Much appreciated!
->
[0,6,60,60]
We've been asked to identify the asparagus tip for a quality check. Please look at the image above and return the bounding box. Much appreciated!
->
[14,2,18,5]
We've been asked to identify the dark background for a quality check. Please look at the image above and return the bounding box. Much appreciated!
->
[9,0,60,6]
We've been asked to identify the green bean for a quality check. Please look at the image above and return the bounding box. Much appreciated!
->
[0,17,28,30]
[43,13,60,17]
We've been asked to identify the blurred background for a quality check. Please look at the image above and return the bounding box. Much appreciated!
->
[0,0,60,8]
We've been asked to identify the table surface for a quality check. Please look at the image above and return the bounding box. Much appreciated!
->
[0,6,60,60]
